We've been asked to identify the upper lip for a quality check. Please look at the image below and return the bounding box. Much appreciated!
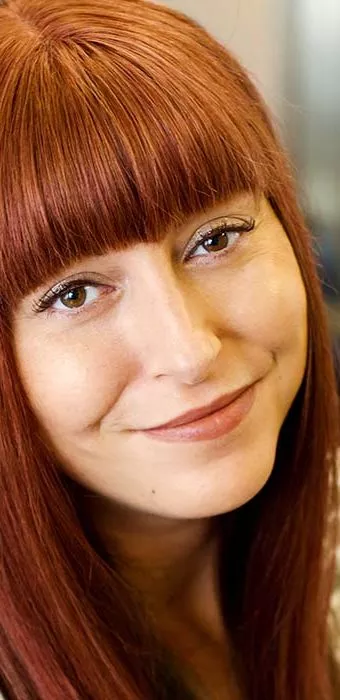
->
[143,384,253,431]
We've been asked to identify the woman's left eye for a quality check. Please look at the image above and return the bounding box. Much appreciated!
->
[185,216,255,261]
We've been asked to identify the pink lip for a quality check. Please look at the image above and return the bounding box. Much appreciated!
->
[140,383,257,443]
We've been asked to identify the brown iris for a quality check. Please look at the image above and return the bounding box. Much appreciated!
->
[60,287,87,309]
[202,229,229,253]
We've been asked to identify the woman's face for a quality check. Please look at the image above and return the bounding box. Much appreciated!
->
[13,192,307,519]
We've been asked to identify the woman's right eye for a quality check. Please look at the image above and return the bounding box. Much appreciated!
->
[33,281,112,315]
[54,285,100,310]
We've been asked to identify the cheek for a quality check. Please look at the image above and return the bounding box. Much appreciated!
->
[212,251,308,425]
[218,254,308,358]
[15,335,130,435]
[248,269,307,355]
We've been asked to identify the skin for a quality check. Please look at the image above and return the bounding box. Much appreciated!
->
[13,191,308,698]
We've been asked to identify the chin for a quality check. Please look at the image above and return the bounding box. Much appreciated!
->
[151,447,277,521]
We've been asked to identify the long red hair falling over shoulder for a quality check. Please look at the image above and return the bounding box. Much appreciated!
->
[0,1,339,698]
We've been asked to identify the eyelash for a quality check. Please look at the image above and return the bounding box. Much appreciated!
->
[184,218,254,262]
[33,217,255,316]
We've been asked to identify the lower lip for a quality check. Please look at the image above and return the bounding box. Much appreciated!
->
[141,384,256,443]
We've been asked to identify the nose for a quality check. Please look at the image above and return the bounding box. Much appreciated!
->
[127,254,222,385]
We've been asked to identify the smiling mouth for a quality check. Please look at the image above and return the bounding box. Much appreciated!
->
[139,382,257,443]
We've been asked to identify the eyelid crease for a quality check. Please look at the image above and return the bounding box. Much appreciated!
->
[33,266,119,299]
[194,214,255,236]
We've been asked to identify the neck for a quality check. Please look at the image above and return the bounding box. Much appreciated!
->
[83,495,225,635]
[78,493,243,698]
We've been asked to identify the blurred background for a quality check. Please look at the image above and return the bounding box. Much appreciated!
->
[158,0,340,374]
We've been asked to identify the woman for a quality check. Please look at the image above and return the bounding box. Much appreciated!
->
[0,0,339,698]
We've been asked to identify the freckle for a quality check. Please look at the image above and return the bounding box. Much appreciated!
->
[152,490,156,494]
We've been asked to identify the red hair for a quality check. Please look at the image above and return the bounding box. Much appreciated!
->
[0,1,339,698]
